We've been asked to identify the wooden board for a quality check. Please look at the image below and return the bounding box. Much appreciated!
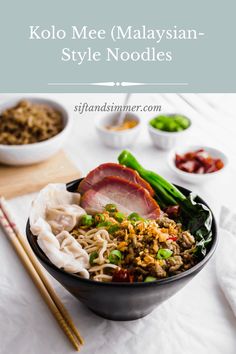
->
[0,151,81,199]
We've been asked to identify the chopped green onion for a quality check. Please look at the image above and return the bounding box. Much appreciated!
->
[97,221,112,228]
[144,276,157,282]
[95,213,105,223]
[105,204,118,213]
[114,212,125,222]
[108,224,120,234]
[108,250,122,264]
[89,252,98,265]
[157,248,173,260]
[149,114,190,133]
[127,212,142,222]
[80,214,93,227]
[174,115,190,129]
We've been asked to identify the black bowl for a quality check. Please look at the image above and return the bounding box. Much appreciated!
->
[26,179,217,321]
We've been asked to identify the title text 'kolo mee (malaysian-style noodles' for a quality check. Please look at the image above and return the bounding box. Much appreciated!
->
[30,152,213,283]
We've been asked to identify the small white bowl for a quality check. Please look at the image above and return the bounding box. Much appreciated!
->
[168,145,228,184]
[0,97,72,166]
[148,115,191,150]
[95,113,141,149]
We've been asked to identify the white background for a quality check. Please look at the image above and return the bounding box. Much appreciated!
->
[0,93,236,354]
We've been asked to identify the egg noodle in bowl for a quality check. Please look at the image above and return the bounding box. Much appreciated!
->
[71,206,197,282]
[30,151,213,284]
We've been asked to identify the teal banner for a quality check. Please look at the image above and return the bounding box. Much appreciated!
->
[0,0,235,92]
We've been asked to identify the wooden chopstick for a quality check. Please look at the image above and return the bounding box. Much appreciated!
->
[0,197,84,346]
[0,202,81,351]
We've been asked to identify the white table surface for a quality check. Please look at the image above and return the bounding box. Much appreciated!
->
[0,93,236,354]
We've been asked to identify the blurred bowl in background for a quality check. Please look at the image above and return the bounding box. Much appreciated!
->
[95,112,141,149]
[0,97,72,166]
[148,114,192,150]
[168,145,229,184]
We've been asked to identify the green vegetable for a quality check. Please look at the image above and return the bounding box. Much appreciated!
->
[80,214,93,227]
[108,250,122,264]
[108,224,120,234]
[127,212,143,222]
[154,121,164,130]
[97,221,112,228]
[144,276,157,282]
[184,193,213,257]
[118,150,185,207]
[157,248,173,259]
[149,114,190,132]
[118,150,213,257]
[174,115,190,129]
[95,213,105,223]
[89,252,98,265]
[105,204,117,213]
[114,212,125,222]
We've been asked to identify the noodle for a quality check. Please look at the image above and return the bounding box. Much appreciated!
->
[93,274,113,282]
[70,209,197,282]
[72,227,118,280]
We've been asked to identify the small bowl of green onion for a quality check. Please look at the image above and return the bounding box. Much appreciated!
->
[148,114,191,150]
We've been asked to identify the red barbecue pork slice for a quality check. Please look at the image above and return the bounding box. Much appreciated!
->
[78,163,154,196]
[80,176,160,219]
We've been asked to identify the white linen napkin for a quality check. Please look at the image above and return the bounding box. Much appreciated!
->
[216,206,236,316]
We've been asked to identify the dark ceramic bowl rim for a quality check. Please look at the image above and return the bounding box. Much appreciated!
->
[26,178,218,288]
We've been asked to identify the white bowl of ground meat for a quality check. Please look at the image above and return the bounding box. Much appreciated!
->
[0,98,72,165]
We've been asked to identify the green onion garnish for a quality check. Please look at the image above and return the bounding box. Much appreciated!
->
[144,276,157,282]
[97,221,112,228]
[108,250,122,264]
[80,214,93,227]
[95,213,106,223]
[157,248,173,260]
[105,204,118,213]
[127,212,142,222]
[114,212,125,222]
[108,224,120,234]
[89,252,98,265]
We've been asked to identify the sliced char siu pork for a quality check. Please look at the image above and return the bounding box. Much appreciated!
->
[78,163,154,196]
[80,176,160,219]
